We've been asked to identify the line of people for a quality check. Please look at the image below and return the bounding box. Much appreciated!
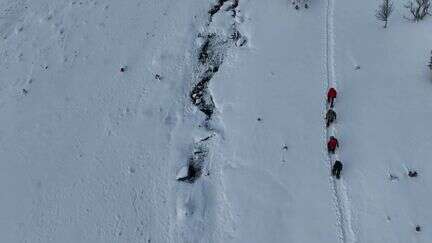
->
[326,87,343,179]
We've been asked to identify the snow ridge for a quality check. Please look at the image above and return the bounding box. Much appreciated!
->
[176,0,245,241]
[187,0,244,176]
[190,0,245,121]
[324,0,357,242]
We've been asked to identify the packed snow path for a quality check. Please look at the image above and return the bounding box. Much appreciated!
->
[333,0,432,242]
[324,0,356,242]
[213,1,341,242]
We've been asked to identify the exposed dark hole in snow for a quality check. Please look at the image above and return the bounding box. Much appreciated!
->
[230,30,241,41]
[190,0,244,120]
[416,225,421,232]
[208,0,238,19]
[191,34,226,119]
[129,167,136,174]
[200,134,214,142]
[236,36,247,47]
[177,144,208,183]
[181,0,243,183]
[408,170,418,177]
[389,174,399,181]
[197,34,225,66]
[198,35,212,64]
[177,164,200,183]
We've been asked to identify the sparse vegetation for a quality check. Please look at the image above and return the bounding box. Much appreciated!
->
[292,0,310,10]
[405,0,430,21]
[376,0,394,28]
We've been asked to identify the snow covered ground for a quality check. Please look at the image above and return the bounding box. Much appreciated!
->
[334,0,432,242]
[0,0,431,242]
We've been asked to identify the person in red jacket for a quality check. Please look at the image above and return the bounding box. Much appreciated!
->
[327,87,337,108]
[327,136,339,154]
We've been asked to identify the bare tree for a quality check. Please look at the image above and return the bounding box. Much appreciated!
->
[405,0,430,21]
[376,0,394,28]
[292,0,310,10]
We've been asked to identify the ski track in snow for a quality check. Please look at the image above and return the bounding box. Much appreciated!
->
[324,0,356,242]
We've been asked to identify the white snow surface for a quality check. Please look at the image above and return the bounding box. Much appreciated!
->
[1,0,431,242]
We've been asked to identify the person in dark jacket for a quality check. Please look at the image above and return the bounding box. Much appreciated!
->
[325,109,337,127]
[327,87,337,108]
[332,160,343,179]
[327,136,339,154]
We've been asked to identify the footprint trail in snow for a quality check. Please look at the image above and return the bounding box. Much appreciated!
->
[324,0,357,242]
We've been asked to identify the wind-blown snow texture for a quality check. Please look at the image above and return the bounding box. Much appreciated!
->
[1,0,431,242]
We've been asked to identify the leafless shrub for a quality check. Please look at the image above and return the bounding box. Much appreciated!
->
[292,0,310,10]
[404,0,430,21]
[376,0,394,28]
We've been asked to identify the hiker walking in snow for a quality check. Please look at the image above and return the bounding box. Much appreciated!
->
[327,136,339,154]
[327,87,337,108]
[332,160,343,179]
[325,109,337,127]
